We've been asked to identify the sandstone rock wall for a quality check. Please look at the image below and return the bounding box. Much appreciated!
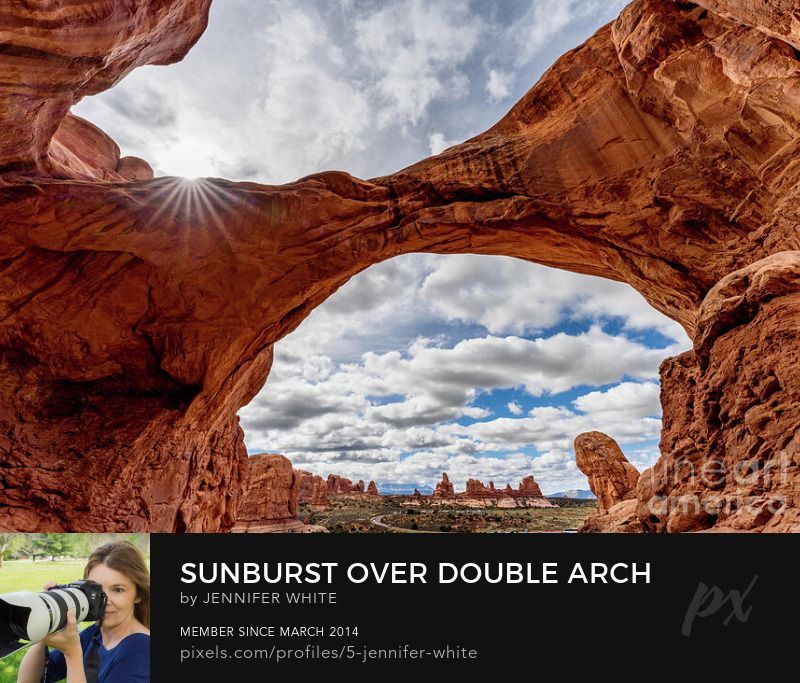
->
[296,470,329,507]
[232,453,307,533]
[432,473,547,501]
[326,475,365,495]
[462,476,545,499]
[639,253,800,532]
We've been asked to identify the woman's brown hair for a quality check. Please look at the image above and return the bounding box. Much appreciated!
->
[84,541,150,628]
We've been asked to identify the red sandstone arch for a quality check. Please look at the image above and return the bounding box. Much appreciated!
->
[0,0,798,532]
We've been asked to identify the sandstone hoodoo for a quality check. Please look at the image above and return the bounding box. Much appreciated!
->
[433,474,455,499]
[517,477,544,498]
[367,481,379,496]
[310,479,329,507]
[296,471,316,503]
[462,477,541,499]
[574,432,640,512]
[1,0,799,531]
[574,433,644,534]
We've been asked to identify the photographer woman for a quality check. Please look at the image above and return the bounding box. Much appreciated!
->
[17,541,150,683]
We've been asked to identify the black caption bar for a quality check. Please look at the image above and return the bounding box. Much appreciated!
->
[152,534,797,675]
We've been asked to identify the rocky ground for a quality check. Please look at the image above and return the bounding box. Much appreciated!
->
[297,496,596,533]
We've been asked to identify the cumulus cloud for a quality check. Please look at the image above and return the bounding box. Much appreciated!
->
[453,406,661,454]
[366,396,490,429]
[358,327,673,400]
[572,381,661,420]
[239,7,373,181]
[507,400,523,415]
[240,320,672,492]
[512,0,625,65]
[71,0,629,183]
[420,254,691,344]
[276,253,689,367]
[101,84,177,129]
[76,0,483,182]
[624,445,662,473]
[274,256,433,360]
[354,0,483,127]
[240,376,369,431]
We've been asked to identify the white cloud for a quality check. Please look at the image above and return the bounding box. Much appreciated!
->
[240,321,672,493]
[625,445,661,473]
[366,396,490,428]
[358,327,673,400]
[274,256,432,360]
[486,69,512,102]
[428,132,460,155]
[238,248,683,495]
[354,0,483,127]
[74,4,375,184]
[420,254,691,344]
[453,406,661,454]
[572,381,661,420]
[237,7,373,182]
[70,0,630,184]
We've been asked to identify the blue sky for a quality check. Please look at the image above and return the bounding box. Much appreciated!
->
[73,0,689,493]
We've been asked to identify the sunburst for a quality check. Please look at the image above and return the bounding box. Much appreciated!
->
[140,176,247,258]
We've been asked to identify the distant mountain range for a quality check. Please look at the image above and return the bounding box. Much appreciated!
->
[547,489,596,499]
[377,482,434,495]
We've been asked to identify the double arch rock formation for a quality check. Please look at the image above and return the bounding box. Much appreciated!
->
[0,0,798,531]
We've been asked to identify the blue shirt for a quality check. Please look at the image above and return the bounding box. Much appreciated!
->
[45,623,149,683]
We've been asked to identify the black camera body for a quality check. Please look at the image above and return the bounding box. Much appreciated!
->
[50,580,108,626]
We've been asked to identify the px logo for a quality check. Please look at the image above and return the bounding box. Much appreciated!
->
[681,575,758,636]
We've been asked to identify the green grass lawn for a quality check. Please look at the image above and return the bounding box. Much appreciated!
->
[0,559,87,592]
[0,559,91,683]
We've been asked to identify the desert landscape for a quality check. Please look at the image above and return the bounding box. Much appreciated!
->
[0,0,798,533]
[228,453,594,533]
[300,496,595,534]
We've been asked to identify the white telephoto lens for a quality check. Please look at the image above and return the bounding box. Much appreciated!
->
[0,592,52,641]
[46,588,90,628]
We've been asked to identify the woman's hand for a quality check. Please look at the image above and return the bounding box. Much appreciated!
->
[42,609,82,659]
